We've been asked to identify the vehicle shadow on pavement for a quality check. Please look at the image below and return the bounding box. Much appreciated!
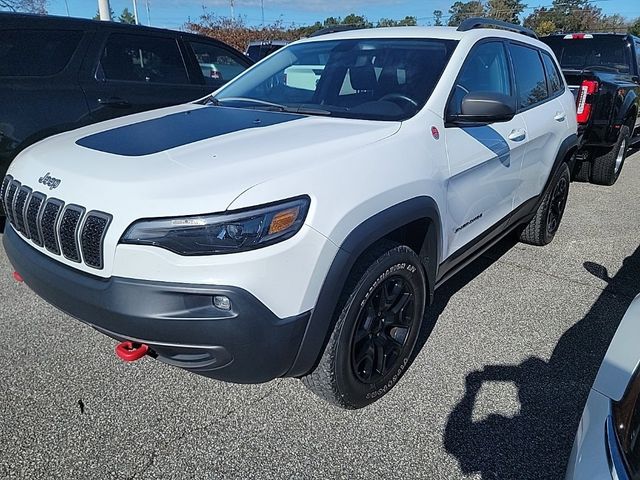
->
[442,244,640,479]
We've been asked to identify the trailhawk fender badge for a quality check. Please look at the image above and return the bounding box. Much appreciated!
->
[38,172,61,190]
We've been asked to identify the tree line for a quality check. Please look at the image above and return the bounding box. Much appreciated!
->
[2,0,639,51]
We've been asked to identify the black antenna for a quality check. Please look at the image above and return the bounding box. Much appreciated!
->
[457,17,538,39]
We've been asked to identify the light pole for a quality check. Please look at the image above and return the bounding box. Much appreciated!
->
[98,0,111,20]
[145,0,151,26]
[63,0,70,16]
[261,0,265,26]
[132,0,140,24]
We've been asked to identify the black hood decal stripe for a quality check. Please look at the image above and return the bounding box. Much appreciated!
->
[76,106,305,157]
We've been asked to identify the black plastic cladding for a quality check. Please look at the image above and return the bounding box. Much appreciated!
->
[2,175,111,270]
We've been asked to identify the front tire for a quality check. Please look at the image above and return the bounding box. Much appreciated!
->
[302,241,427,409]
[590,125,629,186]
[520,162,570,246]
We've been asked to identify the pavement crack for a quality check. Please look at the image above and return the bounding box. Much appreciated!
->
[124,383,279,479]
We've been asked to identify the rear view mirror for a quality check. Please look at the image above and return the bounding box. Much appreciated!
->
[449,92,516,125]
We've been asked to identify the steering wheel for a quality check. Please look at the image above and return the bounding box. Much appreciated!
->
[379,93,419,107]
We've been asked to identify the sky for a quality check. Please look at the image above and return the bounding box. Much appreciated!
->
[47,0,640,30]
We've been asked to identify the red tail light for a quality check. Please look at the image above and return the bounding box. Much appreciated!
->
[576,80,598,124]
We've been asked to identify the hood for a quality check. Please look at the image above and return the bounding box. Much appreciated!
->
[8,104,399,217]
[6,103,399,276]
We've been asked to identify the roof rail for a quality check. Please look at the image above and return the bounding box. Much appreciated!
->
[457,17,538,39]
[309,25,365,38]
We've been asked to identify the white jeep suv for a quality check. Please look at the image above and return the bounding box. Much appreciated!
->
[2,19,578,409]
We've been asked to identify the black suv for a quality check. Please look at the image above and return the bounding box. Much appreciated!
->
[0,13,253,211]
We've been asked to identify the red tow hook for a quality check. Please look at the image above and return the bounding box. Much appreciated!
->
[12,271,23,283]
[115,341,149,362]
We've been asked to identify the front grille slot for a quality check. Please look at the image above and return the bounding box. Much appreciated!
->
[41,199,64,255]
[2,175,112,270]
[80,213,111,269]
[26,193,45,247]
[14,186,31,237]
[0,175,11,214]
[5,180,19,226]
[59,205,85,262]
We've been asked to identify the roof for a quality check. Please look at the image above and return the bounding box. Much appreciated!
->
[0,11,209,41]
[295,25,552,51]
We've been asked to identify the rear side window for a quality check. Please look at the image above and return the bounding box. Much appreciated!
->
[98,34,188,84]
[542,52,564,94]
[545,36,631,73]
[509,43,548,109]
[448,41,511,116]
[0,29,82,77]
[188,41,247,86]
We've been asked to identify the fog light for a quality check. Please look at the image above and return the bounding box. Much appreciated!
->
[213,295,231,310]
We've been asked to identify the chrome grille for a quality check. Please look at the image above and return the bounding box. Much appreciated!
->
[26,193,45,247]
[0,175,11,214]
[59,205,84,262]
[2,175,112,270]
[5,180,19,226]
[80,213,111,269]
[14,186,31,237]
[41,199,63,254]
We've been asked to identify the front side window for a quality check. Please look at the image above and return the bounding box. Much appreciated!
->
[189,41,247,86]
[542,51,564,94]
[448,41,511,116]
[214,38,458,121]
[509,43,548,109]
[0,29,82,77]
[98,34,188,84]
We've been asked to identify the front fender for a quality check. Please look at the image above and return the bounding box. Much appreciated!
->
[286,196,441,377]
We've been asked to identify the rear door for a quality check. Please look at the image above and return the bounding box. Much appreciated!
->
[0,26,91,174]
[79,30,205,123]
[443,40,527,258]
[507,42,568,208]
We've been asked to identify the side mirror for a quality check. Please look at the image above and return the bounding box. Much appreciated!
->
[449,92,516,125]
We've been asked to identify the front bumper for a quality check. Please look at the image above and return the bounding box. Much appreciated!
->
[3,226,310,383]
[565,388,622,480]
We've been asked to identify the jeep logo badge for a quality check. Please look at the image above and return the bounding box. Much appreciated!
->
[38,172,61,190]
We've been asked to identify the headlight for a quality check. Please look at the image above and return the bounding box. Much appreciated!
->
[120,197,310,255]
[612,371,640,477]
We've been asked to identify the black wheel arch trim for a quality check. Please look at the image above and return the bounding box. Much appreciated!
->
[286,196,441,377]
[613,90,638,131]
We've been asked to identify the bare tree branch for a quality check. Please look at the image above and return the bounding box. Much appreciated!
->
[0,0,47,14]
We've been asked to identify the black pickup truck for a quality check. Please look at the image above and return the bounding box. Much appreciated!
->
[542,33,640,185]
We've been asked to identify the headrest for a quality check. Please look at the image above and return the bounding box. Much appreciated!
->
[349,65,377,91]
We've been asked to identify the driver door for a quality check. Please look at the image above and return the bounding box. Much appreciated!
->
[443,40,527,259]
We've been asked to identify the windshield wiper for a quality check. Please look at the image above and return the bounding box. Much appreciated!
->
[210,96,331,116]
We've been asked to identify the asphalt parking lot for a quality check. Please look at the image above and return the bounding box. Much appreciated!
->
[1,152,639,480]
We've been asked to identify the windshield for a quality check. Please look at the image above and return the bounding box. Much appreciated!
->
[544,36,632,73]
[215,38,458,121]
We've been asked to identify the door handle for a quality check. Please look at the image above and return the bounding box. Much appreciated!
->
[97,97,131,108]
[554,112,566,122]
[508,129,526,142]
